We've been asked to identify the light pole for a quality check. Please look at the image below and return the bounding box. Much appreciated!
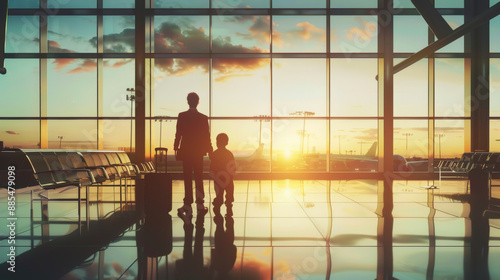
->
[437,133,445,159]
[358,140,366,155]
[58,136,63,149]
[403,133,413,158]
[290,111,315,155]
[126,88,135,153]
[155,117,171,148]
[254,115,270,146]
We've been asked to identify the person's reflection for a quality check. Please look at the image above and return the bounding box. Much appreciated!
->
[210,214,237,279]
[176,212,207,279]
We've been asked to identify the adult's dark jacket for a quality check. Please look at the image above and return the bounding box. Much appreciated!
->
[174,109,212,159]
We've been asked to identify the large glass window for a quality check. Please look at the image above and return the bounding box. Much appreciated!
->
[331,59,378,117]
[492,59,500,117]
[4,2,483,176]
[103,59,135,117]
[331,16,378,53]
[435,59,465,117]
[47,120,97,150]
[0,121,40,149]
[47,58,97,117]
[212,58,270,117]
[273,58,327,117]
[154,16,209,53]
[394,59,428,117]
[0,59,39,117]
[6,16,39,53]
[103,16,135,53]
[272,16,326,53]
[154,58,210,117]
[48,16,97,53]
[331,120,378,171]
[213,16,270,53]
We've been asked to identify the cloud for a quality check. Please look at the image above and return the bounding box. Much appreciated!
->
[295,22,325,40]
[67,59,97,74]
[345,17,377,43]
[48,40,61,47]
[5,131,20,135]
[103,59,133,68]
[272,21,325,49]
[89,28,135,53]
[234,16,271,47]
[154,21,268,77]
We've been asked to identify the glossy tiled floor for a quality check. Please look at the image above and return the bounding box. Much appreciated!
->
[1,179,500,279]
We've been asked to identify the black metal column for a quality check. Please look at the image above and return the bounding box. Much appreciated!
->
[135,0,146,163]
[465,0,490,152]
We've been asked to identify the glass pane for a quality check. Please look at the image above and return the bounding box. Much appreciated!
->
[436,0,464,8]
[331,59,377,117]
[273,0,325,8]
[0,120,40,149]
[272,16,326,53]
[491,59,500,117]
[331,120,378,172]
[394,120,429,172]
[154,16,209,53]
[48,16,97,53]
[396,0,415,8]
[103,59,135,117]
[104,0,135,8]
[211,120,271,171]
[154,0,209,8]
[435,58,465,117]
[490,120,500,152]
[48,120,97,150]
[394,59,428,117]
[6,16,39,53]
[10,0,39,8]
[435,120,465,160]
[272,119,327,171]
[103,16,135,53]
[213,16,270,53]
[0,59,39,117]
[103,120,135,152]
[394,16,428,53]
[331,0,376,8]
[154,58,210,117]
[437,16,463,53]
[331,15,378,53]
[492,12,500,52]
[47,0,96,8]
[213,58,270,117]
[47,59,97,117]
[213,0,269,8]
[273,58,327,117]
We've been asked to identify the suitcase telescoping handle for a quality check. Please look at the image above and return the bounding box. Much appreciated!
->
[155,147,168,173]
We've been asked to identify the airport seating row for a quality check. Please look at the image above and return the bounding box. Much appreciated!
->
[437,152,500,197]
[0,149,149,190]
[437,152,500,173]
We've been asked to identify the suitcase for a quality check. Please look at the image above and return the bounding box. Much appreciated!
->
[136,148,172,216]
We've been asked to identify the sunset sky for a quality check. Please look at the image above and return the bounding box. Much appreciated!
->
[2,2,500,162]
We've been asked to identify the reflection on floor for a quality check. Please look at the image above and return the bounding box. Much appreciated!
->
[1,180,500,279]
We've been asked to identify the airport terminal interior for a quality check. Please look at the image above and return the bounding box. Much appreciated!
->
[2,0,500,279]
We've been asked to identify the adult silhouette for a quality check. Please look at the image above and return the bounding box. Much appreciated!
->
[174,92,213,215]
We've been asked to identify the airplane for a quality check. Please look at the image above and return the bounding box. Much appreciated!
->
[330,142,427,172]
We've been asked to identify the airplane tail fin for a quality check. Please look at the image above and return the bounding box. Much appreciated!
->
[365,142,377,157]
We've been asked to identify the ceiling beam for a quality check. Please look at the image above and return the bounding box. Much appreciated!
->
[411,0,453,39]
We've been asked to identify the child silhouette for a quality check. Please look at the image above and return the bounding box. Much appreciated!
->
[210,133,236,216]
